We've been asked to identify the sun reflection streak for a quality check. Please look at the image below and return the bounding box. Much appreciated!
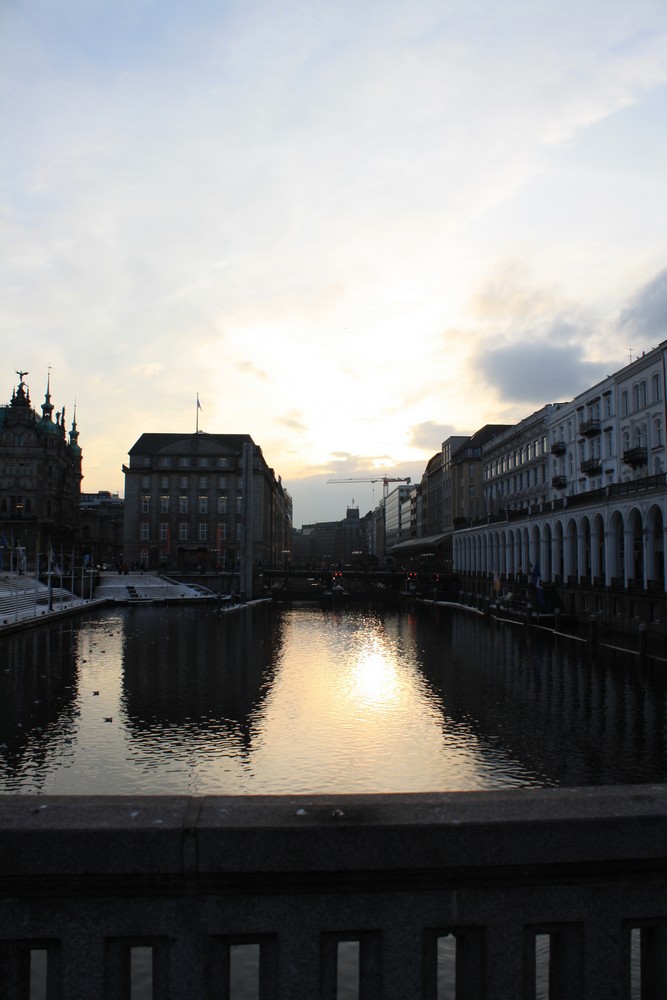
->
[349,637,402,709]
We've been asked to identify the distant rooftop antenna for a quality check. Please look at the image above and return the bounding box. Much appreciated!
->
[627,346,634,363]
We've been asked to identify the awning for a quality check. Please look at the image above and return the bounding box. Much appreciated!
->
[387,533,449,555]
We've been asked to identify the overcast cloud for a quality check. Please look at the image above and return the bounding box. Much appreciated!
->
[1,0,666,523]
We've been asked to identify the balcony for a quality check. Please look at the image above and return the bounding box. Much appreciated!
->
[623,446,648,468]
[550,440,566,455]
[581,458,602,477]
[1,791,667,998]
[551,475,567,489]
[579,418,601,437]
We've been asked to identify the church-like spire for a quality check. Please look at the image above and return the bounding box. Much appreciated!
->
[41,370,54,422]
[69,403,82,455]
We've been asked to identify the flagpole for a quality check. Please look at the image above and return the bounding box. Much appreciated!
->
[196,393,200,433]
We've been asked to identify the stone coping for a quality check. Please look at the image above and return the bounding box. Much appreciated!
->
[1,786,666,880]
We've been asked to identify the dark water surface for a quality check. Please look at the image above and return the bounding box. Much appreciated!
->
[1,603,666,794]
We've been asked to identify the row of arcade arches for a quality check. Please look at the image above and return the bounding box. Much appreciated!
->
[454,502,666,590]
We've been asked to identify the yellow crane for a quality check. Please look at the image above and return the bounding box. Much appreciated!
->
[326,475,411,499]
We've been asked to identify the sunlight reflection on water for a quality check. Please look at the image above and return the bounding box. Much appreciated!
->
[1,602,666,796]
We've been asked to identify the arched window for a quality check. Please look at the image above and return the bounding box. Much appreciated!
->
[653,373,661,402]
[621,390,629,416]
[654,417,662,448]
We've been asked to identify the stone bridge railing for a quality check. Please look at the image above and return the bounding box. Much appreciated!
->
[1,786,667,999]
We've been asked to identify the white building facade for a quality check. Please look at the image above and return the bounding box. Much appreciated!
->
[453,343,667,631]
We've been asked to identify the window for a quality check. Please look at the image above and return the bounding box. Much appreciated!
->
[199,458,209,468]
[179,476,188,489]
[198,496,208,514]
[653,373,661,402]
[218,476,227,489]
[218,457,230,469]
[236,495,243,514]
[199,476,208,489]
[141,476,150,488]
[160,495,170,513]
[218,523,227,541]
[179,457,189,468]
[605,395,612,417]
[236,524,242,541]
[159,523,168,540]
[140,522,149,540]
[655,418,663,448]
[217,495,228,514]
[178,523,189,540]
[622,390,629,416]
[140,495,150,513]
[198,522,208,540]
[161,476,169,489]
[641,380,648,407]
[179,496,188,513]
[159,457,170,468]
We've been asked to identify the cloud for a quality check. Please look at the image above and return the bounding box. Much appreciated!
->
[474,337,609,404]
[408,421,458,450]
[237,360,269,381]
[277,410,308,432]
[618,267,667,340]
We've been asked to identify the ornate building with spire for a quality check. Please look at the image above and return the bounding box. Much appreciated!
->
[0,371,83,567]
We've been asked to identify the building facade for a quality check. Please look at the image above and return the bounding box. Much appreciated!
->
[79,491,124,568]
[122,432,291,593]
[453,343,667,636]
[0,372,82,568]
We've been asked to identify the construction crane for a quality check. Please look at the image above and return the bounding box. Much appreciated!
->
[327,475,411,499]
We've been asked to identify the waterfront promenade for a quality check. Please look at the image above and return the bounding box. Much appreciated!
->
[0,569,213,635]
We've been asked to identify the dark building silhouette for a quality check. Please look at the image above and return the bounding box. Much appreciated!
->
[0,372,82,568]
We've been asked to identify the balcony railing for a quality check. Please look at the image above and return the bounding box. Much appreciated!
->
[579,419,601,436]
[550,440,566,455]
[1,790,667,999]
[551,475,567,489]
[581,458,602,476]
[623,446,648,468]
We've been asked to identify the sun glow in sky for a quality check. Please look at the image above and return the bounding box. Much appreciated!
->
[2,0,667,524]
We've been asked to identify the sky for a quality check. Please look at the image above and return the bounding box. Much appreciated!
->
[2,0,667,526]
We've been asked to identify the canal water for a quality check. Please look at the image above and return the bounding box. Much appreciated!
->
[1,603,658,998]
[1,601,666,794]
